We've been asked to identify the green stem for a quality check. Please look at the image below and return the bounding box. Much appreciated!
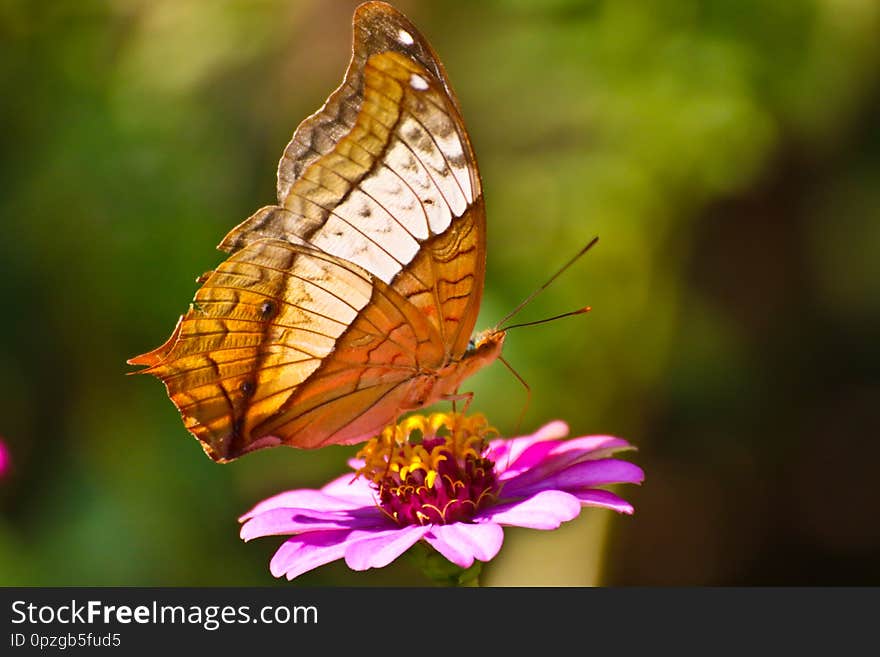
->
[407,542,482,587]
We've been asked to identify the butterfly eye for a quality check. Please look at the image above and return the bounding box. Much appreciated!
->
[467,338,476,352]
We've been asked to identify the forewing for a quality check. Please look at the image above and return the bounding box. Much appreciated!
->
[220,1,486,358]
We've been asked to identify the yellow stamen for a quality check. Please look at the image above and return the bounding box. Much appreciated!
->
[355,412,497,486]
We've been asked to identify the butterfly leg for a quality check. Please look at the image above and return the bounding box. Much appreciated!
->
[443,391,474,415]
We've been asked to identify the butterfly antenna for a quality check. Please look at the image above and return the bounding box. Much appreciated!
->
[502,306,592,331]
[497,237,599,330]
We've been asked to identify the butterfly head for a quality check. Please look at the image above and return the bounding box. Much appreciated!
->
[465,328,506,361]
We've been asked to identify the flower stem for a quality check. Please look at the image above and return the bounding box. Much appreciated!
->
[408,542,482,587]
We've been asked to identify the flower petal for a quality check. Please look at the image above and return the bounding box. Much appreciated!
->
[424,522,504,568]
[547,435,633,462]
[269,529,355,580]
[573,489,635,514]
[478,490,582,530]
[321,471,373,502]
[343,525,430,571]
[345,457,366,470]
[504,458,645,497]
[239,485,371,522]
[499,436,634,486]
[240,506,386,541]
[487,420,569,475]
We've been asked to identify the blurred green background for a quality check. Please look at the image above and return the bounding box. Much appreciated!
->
[1,0,878,586]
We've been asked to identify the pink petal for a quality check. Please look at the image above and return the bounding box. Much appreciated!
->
[269,525,428,580]
[343,525,430,571]
[487,420,569,474]
[478,490,582,530]
[320,472,375,502]
[548,435,633,461]
[424,522,504,568]
[240,506,386,541]
[504,458,645,497]
[269,529,354,580]
[495,432,623,477]
[573,489,635,514]
[0,439,10,478]
[240,486,371,522]
[494,441,557,480]
[499,436,633,486]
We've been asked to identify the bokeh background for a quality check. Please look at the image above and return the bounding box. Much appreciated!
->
[1,0,878,586]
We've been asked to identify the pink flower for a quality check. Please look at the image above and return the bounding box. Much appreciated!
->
[240,414,644,581]
[0,439,10,479]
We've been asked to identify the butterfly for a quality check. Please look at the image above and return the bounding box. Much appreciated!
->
[128,1,506,462]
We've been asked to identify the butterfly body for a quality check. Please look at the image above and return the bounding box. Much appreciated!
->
[130,2,501,462]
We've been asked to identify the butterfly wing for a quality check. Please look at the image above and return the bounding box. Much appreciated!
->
[222,1,486,358]
[130,2,488,461]
[129,242,445,461]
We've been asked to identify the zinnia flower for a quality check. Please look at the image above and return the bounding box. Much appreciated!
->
[240,413,644,582]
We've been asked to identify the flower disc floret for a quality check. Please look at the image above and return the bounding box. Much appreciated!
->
[356,413,499,526]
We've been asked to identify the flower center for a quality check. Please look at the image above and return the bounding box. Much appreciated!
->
[356,413,500,527]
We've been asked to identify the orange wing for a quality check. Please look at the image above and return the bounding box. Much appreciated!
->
[221,2,485,358]
[129,1,489,461]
